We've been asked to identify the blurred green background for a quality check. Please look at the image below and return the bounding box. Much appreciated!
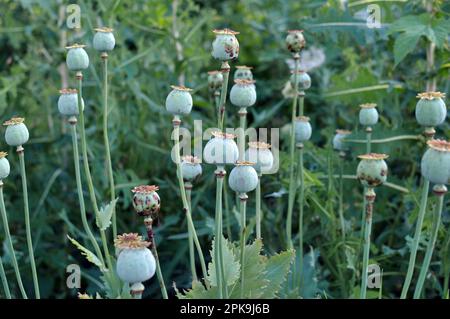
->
[0,0,448,298]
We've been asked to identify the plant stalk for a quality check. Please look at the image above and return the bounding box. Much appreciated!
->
[238,108,247,161]
[185,182,198,282]
[256,174,262,239]
[296,145,305,292]
[219,62,230,131]
[0,256,11,299]
[360,188,375,299]
[239,194,248,298]
[214,170,225,298]
[338,154,346,239]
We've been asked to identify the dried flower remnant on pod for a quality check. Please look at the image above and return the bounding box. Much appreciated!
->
[131,185,161,217]
[3,117,29,147]
[114,233,151,249]
[415,92,447,128]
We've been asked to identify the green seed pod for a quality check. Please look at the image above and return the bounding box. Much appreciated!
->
[333,129,352,152]
[415,92,446,127]
[234,65,253,81]
[421,139,450,185]
[244,142,274,174]
[356,153,388,188]
[93,27,115,52]
[115,233,156,284]
[359,103,379,126]
[294,116,312,143]
[290,70,311,91]
[0,152,10,180]
[203,131,239,167]
[211,29,240,61]
[165,85,193,116]
[229,161,259,193]
[4,117,29,147]
[65,44,89,71]
[230,79,256,108]
[131,185,161,217]
[181,155,202,181]
[286,30,305,53]
[208,71,224,92]
[58,89,85,116]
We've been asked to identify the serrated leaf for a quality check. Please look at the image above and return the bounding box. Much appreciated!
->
[393,32,421,66]
[261,249,295,298]
[207,236,240,287]
[67,235,105,271]
[175,280,220,299]
[97,198,118,231]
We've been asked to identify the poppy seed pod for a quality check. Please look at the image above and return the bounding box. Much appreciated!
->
[0,152,10,180]
[181,155,202,181]
[115,233,156,284]
[131,185,161,217]
[245,141,274,174]
[286,30,305,53]
[229,161,259,194]
[165,85,193,116]
[421,139,450,185]
[65,44,89,71]
[230,79,257,108]
[294,116,312,143]
[333,129,352,152]
[208,71,224,91]
[415,92,446,127]
[58,89,85,116]
[359,103,379,126]
[356,153,389,188]
[290,70,311,91]
[93,27,115,52]
[203,131,239,167]
[211,29,240,61]
[234,65,253,81]
[3,117,29,147]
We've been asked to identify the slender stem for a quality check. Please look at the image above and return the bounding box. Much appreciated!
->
[76,74,114,273]
[286,55,300,249]
[0,185,28,298]
[0,256,11,299]
[238,108,247,161]
[151,241,168,299]
[223,181,232,240]
[297,147,305,292]
[344,135,422,144]
[219,62,230,131]
[256,174,262,240]
[214,172,224,298]
[101,55,117,239]
[172,120,208,282]
[18,149,40,299]
[400,180,430,299]
[366,128,372,153]
[360,189,375,299]
[185,183,198,282]
[69,122,105,267]
[298,93,305,116]
[214,91,221,128]
[413,189,445,299]
[239,195,247,298]
[338,157,346,240]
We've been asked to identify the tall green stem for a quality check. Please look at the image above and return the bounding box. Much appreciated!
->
[238,108,247,161]
[286,54,300,249]
[185,183,198,282]
[151,240,168,299]
[101,55,116,239]
[360,189,375,299]
[256,174,262,239]
[400,180,430,298]
[76,74,113,273]
[0,185,28,298]
[219,62,230,131]
[214,171,224,298]
[0,256,11,299]
[18,149,40,299]
[239,194,247,298]
[69,122,105,267]
[338,156,346,240]
[296,146,305,291]
[413,188,445,299]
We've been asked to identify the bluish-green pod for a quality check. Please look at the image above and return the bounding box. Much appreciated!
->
[245,142,274,174]
[93,28,115,52]
[286,30,305,53]
[290,71,311,91]
[333,129,352,152]
[181,156,202,181]
[131,185,160,217]
[0,153,10,180]
[234,66,253,81]
[294,117,312,143]
[211,29,239,61]
[230,80,257,108]
[66,45,89,71]
[165,86,193,116]
[58,89,84,116]
[208,71,224,91]
[356,154,388,188]
[421,139,450,185]
[415,92,446,127]
[203,132,239,166]
[359,103,379,126]
[229,163,258,193]
[116,248,156,284]
[4,118,29,146]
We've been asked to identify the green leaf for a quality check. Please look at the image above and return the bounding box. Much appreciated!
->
[175,280,220,299]
[207,236,240,287]
[67,235,105,271]
[261,249,295,298]
[394,32,421,67]
[96,198,118,231]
